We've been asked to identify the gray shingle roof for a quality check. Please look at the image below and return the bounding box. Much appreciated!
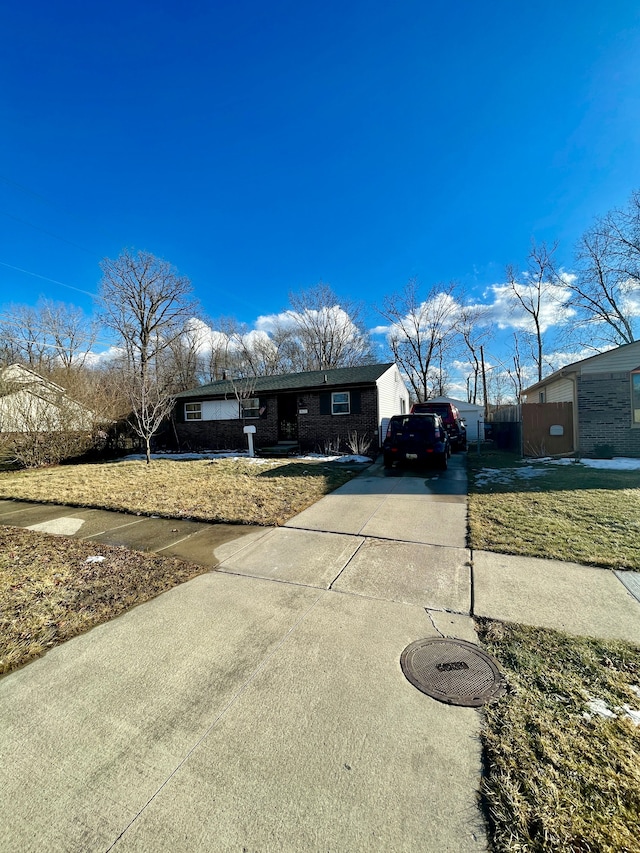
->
[176,363,395,399]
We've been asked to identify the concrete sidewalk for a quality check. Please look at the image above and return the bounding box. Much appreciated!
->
[1,455,639,852]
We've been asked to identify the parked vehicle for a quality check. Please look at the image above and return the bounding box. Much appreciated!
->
[382,413,450,470]
[410,401,467,450]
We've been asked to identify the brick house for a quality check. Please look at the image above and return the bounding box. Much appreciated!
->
[521,340,640,457]
[172,363,409,454]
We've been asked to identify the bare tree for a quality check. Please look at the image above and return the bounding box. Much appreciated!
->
[229,374,258,417]
[504,333,527,401]
[0,304,52,370]
[0,300,98,373]
[125,374,177,461]
[378,279,458,401]
[566,192,640,347]
[455,302,493,404]
[505,241,568,383]
[97,249,198,463]
[286,283,373,370]
[39,300,99,372]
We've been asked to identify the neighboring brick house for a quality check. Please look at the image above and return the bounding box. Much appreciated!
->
[172,363,409,454]
[521,340,640,457]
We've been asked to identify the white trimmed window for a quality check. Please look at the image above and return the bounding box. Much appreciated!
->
[332,391,350,415]
[185,402,202,420]
[241,397,260,419]
[632,372,640,424]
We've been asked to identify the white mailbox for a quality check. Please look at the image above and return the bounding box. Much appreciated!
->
[243,424,256,457]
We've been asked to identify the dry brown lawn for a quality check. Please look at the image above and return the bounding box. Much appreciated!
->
[479,619,640,853]
[0,457,360,526]
[0,456,361,675]
[0,525,209,675]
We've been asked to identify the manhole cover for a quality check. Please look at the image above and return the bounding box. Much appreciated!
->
[400,638,507,707]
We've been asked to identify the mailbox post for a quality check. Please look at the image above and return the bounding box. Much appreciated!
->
[243,425,256,458]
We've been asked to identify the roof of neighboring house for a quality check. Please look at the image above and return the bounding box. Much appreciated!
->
[0,363,66,394]
[522,340,640,397]
[0,363,94,416]
[176,363,396,400]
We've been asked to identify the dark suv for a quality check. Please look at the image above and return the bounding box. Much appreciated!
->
[410,401,467,451]
[382,413,450,470]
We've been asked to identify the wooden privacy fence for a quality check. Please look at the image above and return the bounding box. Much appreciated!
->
[522,402,573,457]
[486,405,521,452]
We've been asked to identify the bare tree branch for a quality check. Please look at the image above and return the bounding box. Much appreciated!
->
[97,249,198,462]
[378,279,458,401]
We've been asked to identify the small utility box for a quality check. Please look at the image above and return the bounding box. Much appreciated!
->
[244,424,256,457]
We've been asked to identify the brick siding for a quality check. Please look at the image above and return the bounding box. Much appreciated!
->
[296,386,379,452]
[171,386,380,453]
[577,372,640,457]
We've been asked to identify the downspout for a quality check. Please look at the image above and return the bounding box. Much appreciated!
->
[375,376,381,452]
[570,373,579,456]
[561,370,579,456]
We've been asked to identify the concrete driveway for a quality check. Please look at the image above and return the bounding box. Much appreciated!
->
[1,453,638,852]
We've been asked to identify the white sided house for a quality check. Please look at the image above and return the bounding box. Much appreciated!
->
[173,363,410,454]
[0,364,93,433]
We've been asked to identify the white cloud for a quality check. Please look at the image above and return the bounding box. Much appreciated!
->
[484,282,575,334]
[240,328,275,351]
[620,278,640,318]
[254,311,297,334]
[81,345,124,367]
[184,318,231,355]
[387,291,460,342]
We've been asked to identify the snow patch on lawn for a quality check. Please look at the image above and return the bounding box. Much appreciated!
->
[474,466,547,487]
[122,451,372,464]
[542,457,640,471]
[475,456,640,485]
[583,697,640,725]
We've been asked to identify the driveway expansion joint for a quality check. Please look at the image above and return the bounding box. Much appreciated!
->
[328,537,366,589]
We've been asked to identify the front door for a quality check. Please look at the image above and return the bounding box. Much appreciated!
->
[277,394,298,441]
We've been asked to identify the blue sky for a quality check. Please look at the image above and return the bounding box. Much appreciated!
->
[2,0,640,359]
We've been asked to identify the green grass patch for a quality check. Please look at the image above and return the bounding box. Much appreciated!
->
[0,526,210,675]
[0,457,359,526]
[478,619,640,853]
[467,450,640,569]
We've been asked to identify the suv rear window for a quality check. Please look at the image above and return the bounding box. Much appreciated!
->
[388,415,437,437]
[411,403,458,423]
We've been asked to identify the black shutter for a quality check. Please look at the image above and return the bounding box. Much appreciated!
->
[319,392,331,415]
[259,398,267,419]
[350,389,361,414]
